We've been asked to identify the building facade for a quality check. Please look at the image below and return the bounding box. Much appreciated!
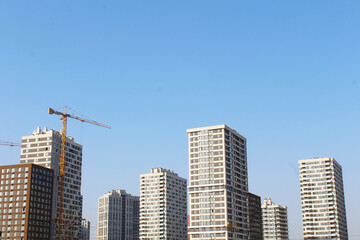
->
[81,218,90,240]
[261,198,288,240]
[299,157,348,240]
[97,189,139,240]
[248,193,263,240]
[0,163,54,240]
[139,168,187,240]
[187,124,249,240]
[20,127,83,239]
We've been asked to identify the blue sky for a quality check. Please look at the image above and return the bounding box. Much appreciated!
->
[1,1,360,239]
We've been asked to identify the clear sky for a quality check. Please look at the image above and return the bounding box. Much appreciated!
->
[1,1,360,239]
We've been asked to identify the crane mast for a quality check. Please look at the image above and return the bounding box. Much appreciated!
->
[59,107,67,240]
[48,106,110,240]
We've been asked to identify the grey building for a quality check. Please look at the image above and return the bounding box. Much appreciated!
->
[299,157,348,240]
[97,189,139,240]
[81,218,90,240]
[248,193,263,240]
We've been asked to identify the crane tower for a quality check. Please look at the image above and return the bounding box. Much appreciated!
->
[47,106,110,240]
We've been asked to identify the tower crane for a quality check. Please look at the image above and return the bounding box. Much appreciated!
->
[48,106,110,240]
[0,141,21,147]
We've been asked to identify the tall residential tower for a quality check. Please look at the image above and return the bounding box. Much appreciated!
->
[0,163,54,240]
[299,157,348,240]
[97,189,139,240]
[187,124,249,240]
[20,127,83,239]
[139,168,187,240]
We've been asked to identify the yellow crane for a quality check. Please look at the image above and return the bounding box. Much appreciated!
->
[0,141,21,147]
[48,106,110,240]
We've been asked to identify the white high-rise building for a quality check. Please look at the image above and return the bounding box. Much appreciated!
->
[20,127,83,239]
[299,157,348,240]
[97,189,139,240]
[261,198,289,240]
[139,168,187,240]
[187,124,249,240]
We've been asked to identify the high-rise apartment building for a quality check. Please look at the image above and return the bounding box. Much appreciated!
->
[0,163,54,240]
[139,168,187,240]
[187,124,249,240]
[20,127,83,239]
[299,157,348,240]
[248,193,263,240]
[81,218,90,240]
[261,198,289,240]
[97,189,139,240]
